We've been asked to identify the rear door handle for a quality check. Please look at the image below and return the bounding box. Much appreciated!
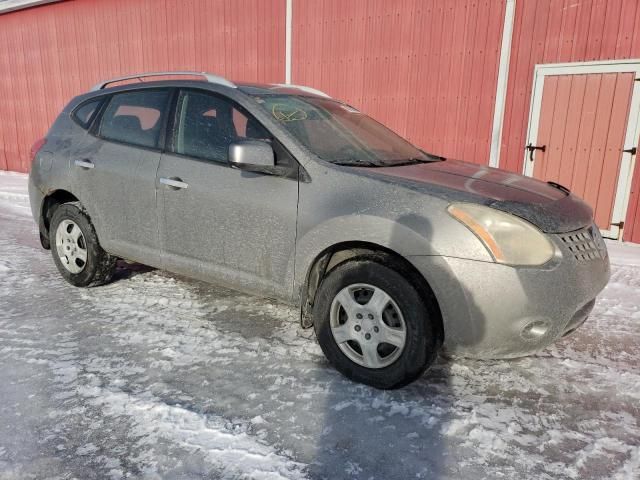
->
[159,177,189,190]
[74,159,94,169]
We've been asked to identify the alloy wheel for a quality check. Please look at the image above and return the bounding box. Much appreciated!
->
[55,219,88,274]
[329,283,407,369]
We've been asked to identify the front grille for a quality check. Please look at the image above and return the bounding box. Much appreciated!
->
[559,225,607,262]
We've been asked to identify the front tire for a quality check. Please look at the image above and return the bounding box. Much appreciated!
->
[50,202,116,287]
[313,254,440,389]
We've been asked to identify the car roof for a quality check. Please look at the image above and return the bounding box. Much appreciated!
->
[236,82,332,98]
[86,77,331,100]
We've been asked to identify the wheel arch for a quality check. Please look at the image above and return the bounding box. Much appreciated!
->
[38,189,81,249]
[300,241,444,346]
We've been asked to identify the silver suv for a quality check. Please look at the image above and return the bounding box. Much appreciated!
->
[29,72,610,388]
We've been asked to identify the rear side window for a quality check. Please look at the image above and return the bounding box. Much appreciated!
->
[98,90,170,149]
[72,99,102,129]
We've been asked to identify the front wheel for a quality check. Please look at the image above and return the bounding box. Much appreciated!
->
[313,254,440,389]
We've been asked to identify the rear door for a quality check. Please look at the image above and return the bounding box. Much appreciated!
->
[157,89,299,299]
[72,88,172,266]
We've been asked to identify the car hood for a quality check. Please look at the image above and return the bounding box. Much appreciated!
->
[360,159,593,233]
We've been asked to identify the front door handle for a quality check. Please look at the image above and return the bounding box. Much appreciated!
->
[159,177,189,190]
[74,159,94,169]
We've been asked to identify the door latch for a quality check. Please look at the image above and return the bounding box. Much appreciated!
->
[159,177,189,190]
[611,221,625,229]
[611,221,625,239]
[622,147,637,156]
[526,143,546,162]
[74,159,95,169]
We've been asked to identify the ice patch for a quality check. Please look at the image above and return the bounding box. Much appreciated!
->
[76,443,98,456]
[79,386,307,479]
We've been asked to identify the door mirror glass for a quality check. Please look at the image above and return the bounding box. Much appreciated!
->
[229,140,275,172]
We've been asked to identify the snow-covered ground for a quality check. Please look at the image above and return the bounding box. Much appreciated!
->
[0,171,638,480]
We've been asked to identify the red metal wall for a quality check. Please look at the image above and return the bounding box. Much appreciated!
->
[498,0,640,242]
[2,0,640,242]
[625,155,640,243]
[500,0,640,174]
[292,0,507,165]
[0,0,286,173]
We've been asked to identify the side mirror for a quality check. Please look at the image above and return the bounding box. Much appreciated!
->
[228,140,275,173]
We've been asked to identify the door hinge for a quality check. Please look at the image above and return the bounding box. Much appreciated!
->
[623,147,637,155]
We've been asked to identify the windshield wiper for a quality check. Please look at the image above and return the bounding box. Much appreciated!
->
[332,154,445,168]
[332,158,381,167]
[379,154,445,167]
[396,158,429,165]
[420,150,446,162]
[375,157,430,167]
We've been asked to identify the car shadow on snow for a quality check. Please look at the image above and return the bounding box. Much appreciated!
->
[113,259,155,281]
[308,213,488,479]
[307,361,453,479]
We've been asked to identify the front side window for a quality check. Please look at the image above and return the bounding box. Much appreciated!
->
[99,90,170,149]
[172,90,270,163]
[250,94,440,167]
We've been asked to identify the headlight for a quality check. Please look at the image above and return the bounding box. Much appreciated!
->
[447,203,555,266]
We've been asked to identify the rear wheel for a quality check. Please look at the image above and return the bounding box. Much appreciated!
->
[313,254,439,389]
[50,203,116,287]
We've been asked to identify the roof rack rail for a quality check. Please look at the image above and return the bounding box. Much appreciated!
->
[90,71,236,92]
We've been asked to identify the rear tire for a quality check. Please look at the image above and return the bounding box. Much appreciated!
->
[313,254,439,389]
[50,202,116,287]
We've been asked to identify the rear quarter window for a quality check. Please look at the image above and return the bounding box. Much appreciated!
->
[98,89,170,149]
[72,99,102,129]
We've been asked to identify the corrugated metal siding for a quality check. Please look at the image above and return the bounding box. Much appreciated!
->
[625,153,640,243]
[499,0,640,174]
[0,0,286,173]
[292,0,506,165]
[3,0,640,244]
[0,1,62,15]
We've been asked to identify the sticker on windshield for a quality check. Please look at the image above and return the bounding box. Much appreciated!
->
[271,104,308,122]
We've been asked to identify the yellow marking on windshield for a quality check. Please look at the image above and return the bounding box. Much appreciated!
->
[271,104,308,122]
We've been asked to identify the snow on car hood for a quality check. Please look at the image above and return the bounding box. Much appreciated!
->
[364,159,594,233]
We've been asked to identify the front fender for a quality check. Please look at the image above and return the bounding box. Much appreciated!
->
[289,211,492,301]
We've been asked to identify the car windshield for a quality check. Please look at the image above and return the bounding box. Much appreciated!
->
[250,94,443,167]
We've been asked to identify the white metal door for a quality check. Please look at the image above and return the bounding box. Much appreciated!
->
[524,60,640,239]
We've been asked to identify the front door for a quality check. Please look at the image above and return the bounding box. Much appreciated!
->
[524,62,640,239]
[157,89,299,299]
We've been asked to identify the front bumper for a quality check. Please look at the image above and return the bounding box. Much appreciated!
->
[408,226,610,358]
